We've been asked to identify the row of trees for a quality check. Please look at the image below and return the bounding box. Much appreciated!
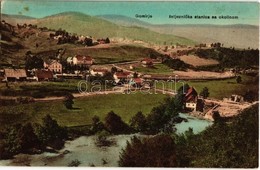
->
[195,47,259,69]
[0,115,67,159]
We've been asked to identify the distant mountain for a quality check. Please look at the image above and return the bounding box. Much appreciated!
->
[34,12,195,45]
[1,14,35,25]
[2,12,258,48]
[95,14,259,48]
[97,14,152,27]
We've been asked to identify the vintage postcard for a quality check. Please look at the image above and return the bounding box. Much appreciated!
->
[0,0,259,168]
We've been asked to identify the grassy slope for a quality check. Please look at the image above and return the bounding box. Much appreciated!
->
[0,93,167,129]
[36,12,195,45]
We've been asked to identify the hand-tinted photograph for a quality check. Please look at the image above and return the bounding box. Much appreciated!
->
[0,0,259,168]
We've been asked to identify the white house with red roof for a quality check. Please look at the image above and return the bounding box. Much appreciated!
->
[141,58,154,67]
[67,55,93,66]
[90,68,108,76]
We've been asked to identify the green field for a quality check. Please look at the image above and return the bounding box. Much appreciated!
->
[0,80,84,97]
[133,63,174,74]
[156,75,258,99]
[0,93,167,130]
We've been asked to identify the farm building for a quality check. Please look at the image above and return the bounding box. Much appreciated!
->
[4,69,27,81]
[184,87,204,112]
[35,70,54,81]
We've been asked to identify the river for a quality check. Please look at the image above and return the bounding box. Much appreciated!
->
[0,113,213,167]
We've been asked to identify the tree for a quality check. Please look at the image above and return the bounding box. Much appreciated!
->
[119,135,177,167]
[111,66,117,74]
[18,123,40,152]
[236,76,242,83]
[105,37,110,44]
[200,87,210,99]
[146,104,168,133]
[63,93,74,109]
[129,111,147,132]
[104,111,130,134]
[174,84,190,111]
[35,114,67,149]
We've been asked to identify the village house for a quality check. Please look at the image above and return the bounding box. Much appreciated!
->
[35,70,54,81]
[90,68,108,76]
[4,68,27,81]
[141,58,154,68]
[44,60,62,73]
[184,87,204,112]
[67,55,93,66]
[113,71,132,83]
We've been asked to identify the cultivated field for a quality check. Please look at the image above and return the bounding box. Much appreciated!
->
[179,55,219,67]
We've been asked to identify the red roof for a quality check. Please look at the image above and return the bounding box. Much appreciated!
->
[133,78,142,84]
[36,70,53,79]
[141,58,153,66]
[115,72,131,78]
[92,68,108,73]
[75,55,93,61]
[184,87,198,102]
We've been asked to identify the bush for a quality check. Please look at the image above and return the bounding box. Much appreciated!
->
[91,115,105,134]
[68,159,81,167]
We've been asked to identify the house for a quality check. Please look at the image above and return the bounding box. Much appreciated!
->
[35,70,53,81]
[67,55,93,66]
[44,60,62,73]
[113,72,132,83]
[141,58,153,68]
[184,87,204,112]
[4,69,27,81]
[90,68,108,76]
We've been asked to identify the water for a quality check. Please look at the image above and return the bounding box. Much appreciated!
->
[175,113,213,134]
[0,114,212,167]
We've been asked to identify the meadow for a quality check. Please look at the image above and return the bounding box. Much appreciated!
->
[133,63,174,75]
[0,93,167,130]
[156,75,258,99]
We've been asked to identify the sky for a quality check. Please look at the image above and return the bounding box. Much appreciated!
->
[1,0,259,25]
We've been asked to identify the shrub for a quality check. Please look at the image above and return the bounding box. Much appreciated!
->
[119,135,177,167]
[95,130,114,147]
[68,159,81,167]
